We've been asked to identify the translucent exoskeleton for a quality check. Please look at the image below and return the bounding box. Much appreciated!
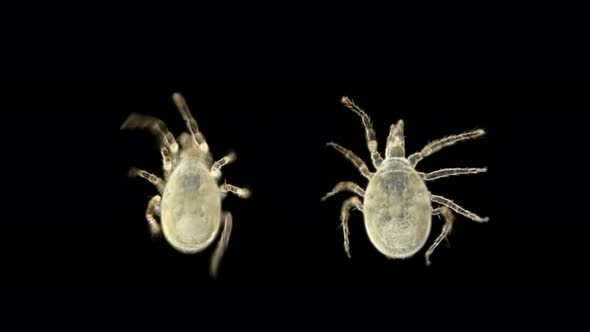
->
[121,93,250,278]
[322,97,488,265]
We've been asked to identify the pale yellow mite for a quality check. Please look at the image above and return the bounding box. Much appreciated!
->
[322,97,488,265]
[121,93,250,278]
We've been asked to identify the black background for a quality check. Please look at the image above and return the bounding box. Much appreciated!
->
[1,80,587,292]
[1,4,589,328]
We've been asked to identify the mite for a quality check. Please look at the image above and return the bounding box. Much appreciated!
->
[322,97,488,265]
[121,93,250,277]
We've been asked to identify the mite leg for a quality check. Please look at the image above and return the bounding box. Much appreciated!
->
[220,183,251,199]
[408,129,485,167]
[431,195,489,223]
[145,195,162,237]
[120,113,179,164]
[161,147,173,179]
[210,211,233,279]
[321,181,365,201]
[340,196,364,258]
[425,206,454,266]
[432,207,450,247]
[341,97,384,168]
[423,167,487,181]
[327,142,373,180]
[172,93,209,154]
[211,152,237,179]
[129,168,165,194]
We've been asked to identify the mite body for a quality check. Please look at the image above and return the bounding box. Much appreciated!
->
[121,93,249,277]
[364,158,431,258]
[323,97,488,265]
[161,153,222,253]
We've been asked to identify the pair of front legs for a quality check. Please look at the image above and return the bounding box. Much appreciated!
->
[121,93,215,180]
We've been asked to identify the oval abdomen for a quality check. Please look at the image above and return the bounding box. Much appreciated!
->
[161,158,221,253]
[363,159,432,258]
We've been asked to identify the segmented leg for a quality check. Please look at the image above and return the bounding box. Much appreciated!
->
[220,183,251,198]
[129,168,165,194]
[172,93,209,153]
[340,196,364,258]
[423,167,487,181]
[120,113,179,163]
[432,207,451,247]
[408,129,485,167]
[327,142,373,180]
[211,152,237,179]
[321,182,365,201]
[425,206,454,266]
[431,195,489,223]
[161,147,173,178]
[341,97,384,168]
[210,211,233,279]
[145,195,162,237]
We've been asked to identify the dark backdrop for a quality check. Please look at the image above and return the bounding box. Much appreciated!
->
[0,80,586,291]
